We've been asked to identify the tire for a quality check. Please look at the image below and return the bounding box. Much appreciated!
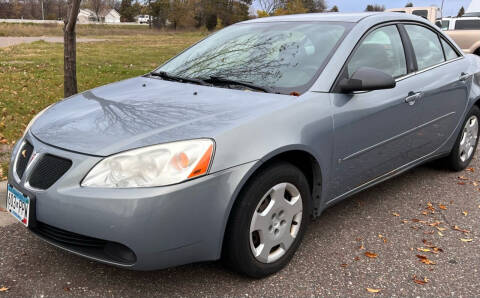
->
[445,105,480,171]
[223,162,312,278]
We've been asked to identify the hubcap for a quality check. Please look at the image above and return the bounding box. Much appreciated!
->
[249,182,303,264]
[459,115,479,162]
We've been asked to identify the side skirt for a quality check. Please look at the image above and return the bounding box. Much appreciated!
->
[322,151,447,210]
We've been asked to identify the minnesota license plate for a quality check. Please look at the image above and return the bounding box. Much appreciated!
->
[6,184,30,227]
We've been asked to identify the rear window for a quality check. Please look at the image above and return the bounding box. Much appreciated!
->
[412,10,429,19]
[455,20,480,30]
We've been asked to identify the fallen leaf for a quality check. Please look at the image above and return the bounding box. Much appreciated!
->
[378,234,388,243]
[439,204,447,210]
[422,239,443,252]
[354,256,360,261]
[458,176,469,180]
[340,263,348,267]
[466,167,475,172]
[413,275,429,285]
[358,243,365,250]
[392,212,400,217]
[458,182,466,185]
[0,287,8,292]
[417,247,431,252]
[436,226,447,231]
[401,219,409,223]
[416,255,436,265]
[453,225,470,233]
[426,202,435,211]
[366,288,381,293]
[473,182,479,187]
[461,238,473,242]
[422,211,429,215]
[438,231,444,237]
[429,221,441,227]
[365,252,378,258]
[462,211,468,216]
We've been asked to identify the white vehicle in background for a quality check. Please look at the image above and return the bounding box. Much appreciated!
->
[439,16,480,55]
[137,15,150,24]
[386,6,441,24]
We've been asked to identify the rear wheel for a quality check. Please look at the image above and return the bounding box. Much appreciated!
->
[444,105,479,171]
[224,162,311,278]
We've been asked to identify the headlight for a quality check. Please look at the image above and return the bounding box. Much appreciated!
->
[81,139,214,188]
[23,105,52,136]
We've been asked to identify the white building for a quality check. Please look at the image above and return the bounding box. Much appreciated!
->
[78,8,120,23]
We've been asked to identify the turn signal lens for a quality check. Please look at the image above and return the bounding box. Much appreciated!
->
[188,145,213,178]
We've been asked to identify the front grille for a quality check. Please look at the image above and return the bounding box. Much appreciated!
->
[32,222,137,264]
[34,221,107,247]
[29,154,72,190]
[15,142,33,179]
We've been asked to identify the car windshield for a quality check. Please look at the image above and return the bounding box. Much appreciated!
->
[155,22,351,94]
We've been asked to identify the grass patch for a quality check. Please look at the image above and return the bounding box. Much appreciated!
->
[0,32,206,180]
[0,22,204,37]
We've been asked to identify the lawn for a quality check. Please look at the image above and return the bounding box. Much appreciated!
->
[0,31,206,180]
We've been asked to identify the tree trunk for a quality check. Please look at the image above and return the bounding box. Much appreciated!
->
[63,0,81,98]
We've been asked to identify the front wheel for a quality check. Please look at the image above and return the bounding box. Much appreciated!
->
[445,105,479,171]
[223,162,311,278]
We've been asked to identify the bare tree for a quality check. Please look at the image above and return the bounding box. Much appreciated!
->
[64,0,81,97]
[257,0,283,14]
[89,0,105,21]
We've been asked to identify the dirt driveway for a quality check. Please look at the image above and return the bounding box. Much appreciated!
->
[0,37,106,48]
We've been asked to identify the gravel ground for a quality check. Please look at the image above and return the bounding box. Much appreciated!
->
[0,37,106,48]
[0,151,479,297]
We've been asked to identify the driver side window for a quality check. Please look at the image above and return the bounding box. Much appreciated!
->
[347,25,407,79]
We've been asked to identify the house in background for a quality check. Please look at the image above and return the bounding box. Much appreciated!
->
[101,9,121,23]
[78,8,121,23]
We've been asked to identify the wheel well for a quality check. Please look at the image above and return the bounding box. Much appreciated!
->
[475,97,480,110]
[221,150,323,259]
[474,48,480,56]
[254,150,323,216]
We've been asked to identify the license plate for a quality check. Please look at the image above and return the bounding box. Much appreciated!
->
[6,184,30,227]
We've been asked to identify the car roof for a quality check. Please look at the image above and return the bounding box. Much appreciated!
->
[241,12,425,24]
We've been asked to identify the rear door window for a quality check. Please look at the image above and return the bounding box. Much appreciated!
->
[404,25,445,70]
[440,39,460,60]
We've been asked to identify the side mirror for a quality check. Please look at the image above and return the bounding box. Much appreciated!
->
[339,67,396,93]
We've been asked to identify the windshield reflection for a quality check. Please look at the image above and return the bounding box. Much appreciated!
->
[157,22,349,94]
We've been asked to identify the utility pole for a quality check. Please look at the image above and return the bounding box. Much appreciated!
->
[441,0,445,17]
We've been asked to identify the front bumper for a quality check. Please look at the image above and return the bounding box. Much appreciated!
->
[8,133,257,270]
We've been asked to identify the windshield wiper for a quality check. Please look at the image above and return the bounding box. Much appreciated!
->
[149,71,208,86]
[201,76,273,93]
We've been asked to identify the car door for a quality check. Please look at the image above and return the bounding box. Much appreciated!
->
[328,24,426,200]
[400,24,469,158]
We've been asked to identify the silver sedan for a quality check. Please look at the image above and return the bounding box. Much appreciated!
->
[6,12,480,277]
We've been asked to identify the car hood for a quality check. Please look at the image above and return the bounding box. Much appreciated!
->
[31,76,293,156]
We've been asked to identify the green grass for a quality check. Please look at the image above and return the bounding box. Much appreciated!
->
[0,23,195,37]
[0,32,206,180]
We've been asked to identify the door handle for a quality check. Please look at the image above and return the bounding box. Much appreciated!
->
[459,72,471,82]
[405,92,422,105]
